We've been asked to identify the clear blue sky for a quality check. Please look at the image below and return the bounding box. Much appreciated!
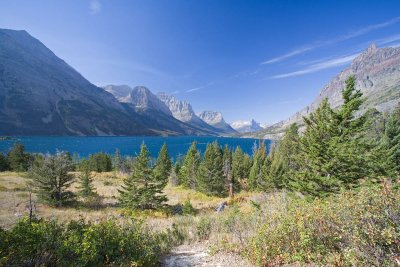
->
[1,0,400,124]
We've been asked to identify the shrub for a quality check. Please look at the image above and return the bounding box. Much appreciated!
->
[245,182,400,266]
[0,217,174,266]
[182,198,196,215]
[196,216,212,240]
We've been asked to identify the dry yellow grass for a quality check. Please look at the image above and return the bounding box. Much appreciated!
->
[0,171,260,231]
[0,171,125,229]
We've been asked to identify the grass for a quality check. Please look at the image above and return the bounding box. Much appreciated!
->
[0,171,234,230]
[3,171,396,266]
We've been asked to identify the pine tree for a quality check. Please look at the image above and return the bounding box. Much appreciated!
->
[260,151,274,190]
[29,152,75,207]
[77,160,96,198]
[197,141,225,196]
[232,146,245,184]
[119,143,167,210]
[382,106,400,174]
[180,142,200,189]
[7,143,31,172]
[222,145,234,196]
[112,149,125,172]
[153,143,172,187]
[0,153,9,172]
[294,76,378,197]
[268,124,300,190]
[248,141,266,190]
[88,152,112,172]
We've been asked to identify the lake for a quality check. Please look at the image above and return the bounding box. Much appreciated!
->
[0,136,269,159]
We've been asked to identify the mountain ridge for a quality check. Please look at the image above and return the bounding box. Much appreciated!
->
[250,44,400,139]
[0,28,216,136]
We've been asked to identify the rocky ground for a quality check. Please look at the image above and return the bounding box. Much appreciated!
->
[162,243,254,267]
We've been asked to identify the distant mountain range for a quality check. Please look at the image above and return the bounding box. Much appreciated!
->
[249,43,400,139]
[105,85,238,135]
[0,28,235,136]
[230,119,264,133]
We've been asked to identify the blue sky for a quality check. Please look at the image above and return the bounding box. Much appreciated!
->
[1,0,400,124]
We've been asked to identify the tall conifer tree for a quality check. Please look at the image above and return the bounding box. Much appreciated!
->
[180,142,200,189]
[153,143,172,186]
[198,141,225,197]
[119,143,167,210]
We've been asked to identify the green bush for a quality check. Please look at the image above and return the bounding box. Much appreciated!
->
[182,198,196,215]
[0,217,174,266]
[246,183,400,266]
[196,216,212,240]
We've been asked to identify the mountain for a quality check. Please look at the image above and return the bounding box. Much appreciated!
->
[0,28,213,136]
[156,93,230,135]
[124,86,172,115]
[231,119,263,133]
[104,85,218,136]
[198,111,237,134]
[0,28,151,136]
[102,85,132,102]
[252,44,400,139]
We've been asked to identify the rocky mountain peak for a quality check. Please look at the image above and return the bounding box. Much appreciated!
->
[198,111,224,124]
[156,93,196,122]
[125,86,171,115]
[367,42,377,53]
[198,111,237,134]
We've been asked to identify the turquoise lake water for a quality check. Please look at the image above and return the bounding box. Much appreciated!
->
[0,136,268,159]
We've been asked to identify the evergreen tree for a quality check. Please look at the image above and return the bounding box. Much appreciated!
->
[119,143,167,210]
[197,141,225,196]
[248,141,266,190]
[112,149,124,172]
[0,153,9,172]
[382,106,400,174]
[222,145,235,195]
[180,142,200,189]
[294,76,378,196]
[232,147,252,190]
[268,124,300,189]
[232,146,245,183]
[88,152,112,172]
[29,152,75,207]
[77,160,96,198]
[169,161,180,186]
[7,143,31,172]
[260,151,274,190]
[153,143,172,187]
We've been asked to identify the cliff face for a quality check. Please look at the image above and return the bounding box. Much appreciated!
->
[254,44,400,139]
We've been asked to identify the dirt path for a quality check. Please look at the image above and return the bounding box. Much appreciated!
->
[162,243,254,267]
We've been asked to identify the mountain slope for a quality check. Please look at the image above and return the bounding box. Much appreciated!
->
[0,28,152,136]
[0,28,219,136]
[252,44,400,139]
[198,111,237,135]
